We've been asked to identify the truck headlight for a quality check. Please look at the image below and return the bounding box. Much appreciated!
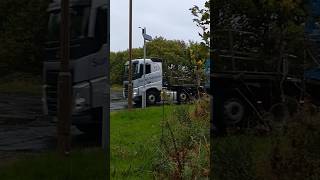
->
[73,82,90,113]
[133,88,139,97]
[74,93,88,112]
[133,91,138,96]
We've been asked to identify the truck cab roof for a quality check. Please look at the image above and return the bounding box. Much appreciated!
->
[48,0,90,11]
[48,0,106,11]
[125,58,162,65]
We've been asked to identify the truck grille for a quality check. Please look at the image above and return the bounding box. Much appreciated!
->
[46,70,59,116]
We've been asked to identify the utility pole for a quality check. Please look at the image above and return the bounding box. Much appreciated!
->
[143,31,146,108]
[128,0,133,109]
[58,0,72,156]
[139,27,152,108]
[140,27,147,108]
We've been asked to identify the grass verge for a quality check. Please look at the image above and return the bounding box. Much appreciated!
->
[212,110,320,180]
[110,105,175,179]
[0,149,107,180]
[0,73,41,95]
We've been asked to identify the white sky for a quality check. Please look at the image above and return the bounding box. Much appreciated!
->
[110,0,207,52]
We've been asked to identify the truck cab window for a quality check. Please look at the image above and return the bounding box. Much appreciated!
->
[95,7,108,45]
[138,64,151,76]
[146,64,151,74]
[47,7,90,42]
[139,64,144,77]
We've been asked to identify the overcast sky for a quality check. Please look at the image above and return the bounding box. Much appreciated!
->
[110,0,207,52]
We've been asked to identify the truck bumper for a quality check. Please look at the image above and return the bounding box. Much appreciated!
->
[72,111,95,126]
[133,95,142,103]
[45,110,97,126]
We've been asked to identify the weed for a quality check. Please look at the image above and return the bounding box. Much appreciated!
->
[153,97,210,179]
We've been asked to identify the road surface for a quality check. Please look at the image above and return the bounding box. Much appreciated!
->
[0,89,127,161]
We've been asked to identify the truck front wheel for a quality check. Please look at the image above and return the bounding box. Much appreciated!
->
[147,90,159,105]
[74,107,102,135]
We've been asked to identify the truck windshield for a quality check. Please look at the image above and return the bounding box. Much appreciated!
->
[124,62,140,80]
[47,6,90,42]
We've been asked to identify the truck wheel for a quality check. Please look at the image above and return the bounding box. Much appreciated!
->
[147,90,159,105]
[223,98,245,125]
[75,107,102,135]
[178,91,189,103]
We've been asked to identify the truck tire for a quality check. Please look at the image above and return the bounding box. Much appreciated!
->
[75,107,102,135]
[223,97,246,125]
[147,90,159,105]
[178,90,189,103]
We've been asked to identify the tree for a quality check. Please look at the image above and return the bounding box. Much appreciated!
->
[190,1,211,89]
[0,0,49,76]
[190,1,210,47]
[110,48,143,85]
[210,0,307,74]
[188,41,208,87]
[110,37,208,85]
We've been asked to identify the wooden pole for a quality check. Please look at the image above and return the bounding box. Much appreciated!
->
[58,0,72,156]
[127,0,133,109]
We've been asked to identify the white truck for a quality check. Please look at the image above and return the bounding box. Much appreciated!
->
[43,0,109,134]
[123,58,204,106]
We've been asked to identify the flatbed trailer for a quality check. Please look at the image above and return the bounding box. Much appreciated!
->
[212,70,309,130]
[212,67,320,133]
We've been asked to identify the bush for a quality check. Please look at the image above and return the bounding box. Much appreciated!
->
[0,0,49,75]
[212,102,320,180]
[213,135,256,180]
[153,98,210,179]
[265,112,320,180]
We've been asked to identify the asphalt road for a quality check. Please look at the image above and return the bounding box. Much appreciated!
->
[0,90,127,159]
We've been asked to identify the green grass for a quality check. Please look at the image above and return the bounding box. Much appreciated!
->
[0,73,41,95]
[111,84,123,92]
[110,106,173,179]
[0,149,107,180]
[0,105,173,180]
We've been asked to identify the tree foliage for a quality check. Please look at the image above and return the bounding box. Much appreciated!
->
[211,0,309,74]
[0,0,49,76]
[110,37,208,85]
[190,1,210,47]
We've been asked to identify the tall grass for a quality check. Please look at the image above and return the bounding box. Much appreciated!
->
[213,104,320,180]
[153,96,210,179]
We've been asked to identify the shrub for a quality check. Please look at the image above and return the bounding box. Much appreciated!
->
[213,135,256,180]
[153,97,210,179]
[265,111,320,180]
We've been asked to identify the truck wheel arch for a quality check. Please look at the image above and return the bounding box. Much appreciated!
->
[146,88,161,104]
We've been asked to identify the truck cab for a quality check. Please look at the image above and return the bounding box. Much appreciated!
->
[43,0,109,133]
[123,58,163,105]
